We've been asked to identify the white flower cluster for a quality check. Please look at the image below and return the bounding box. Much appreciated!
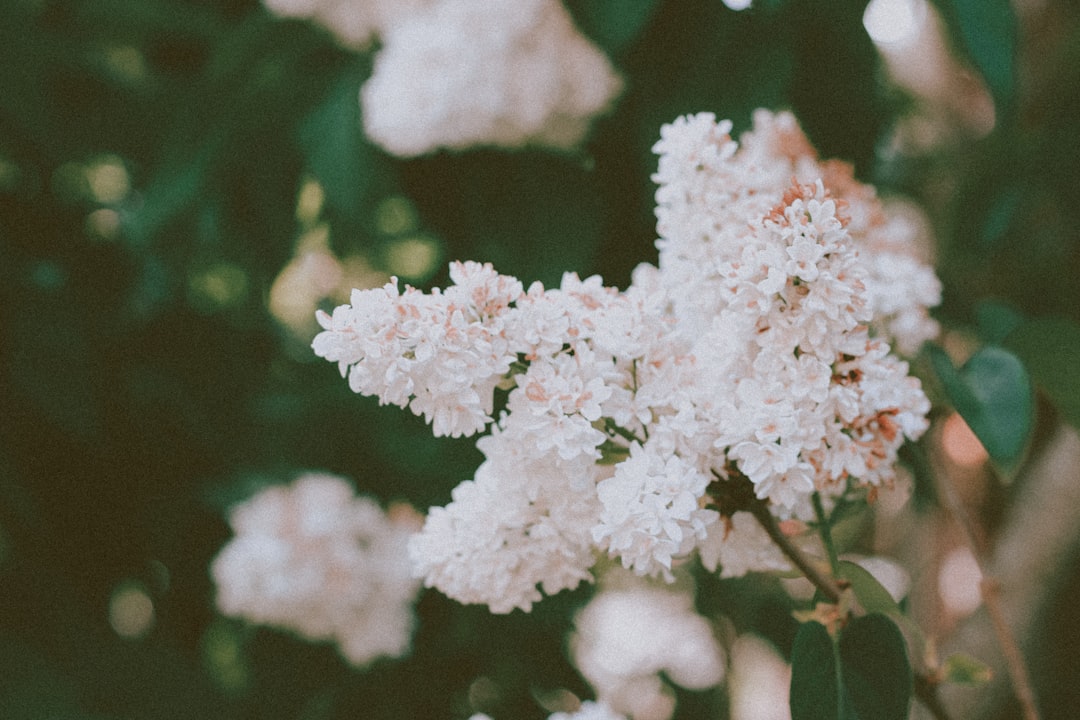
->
[569,573,725,720]
[263,0,622,156]
[727,634,792,720]
[362,0,623,156]
[313,110,938,612]
[547,703,628,720]
[210,473,422,666]
[261,0,428,48]
[471,700,626,720]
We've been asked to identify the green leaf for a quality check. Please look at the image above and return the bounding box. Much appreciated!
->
[790,621,845,720]
[839,614,913,720]
[1005,317,1080,430]
[976,184,1022,253]
[299,62,374,220]
[935,0,1017,121]
[837,561,901,616]
[928,344,1033,477]
[122,140,220,245]
[974,299,1023,345]
[563,0,660,55]
[444,152,604,287]
[941,652,993,686]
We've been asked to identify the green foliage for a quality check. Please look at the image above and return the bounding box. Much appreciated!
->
[563,0,661,55]
[837,615,913,720]
[928,344,1033,478]
[975,299,1024,346]
[790,615,912,720]
[1004,317,1080,431]
[791,621,844,720]
[298,59,377,225]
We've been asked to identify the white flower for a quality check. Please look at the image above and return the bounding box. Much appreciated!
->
[360,0,622,156]
[697,511,800,578]
[593,443,718,579]
[650,111,934,517]
[262,0,432,48]
[570,572,725,720]
[210,473,422,666]
[408,427,600,613]
[312,262,520,438]
[547,701,628,720]
[727,634,792,720]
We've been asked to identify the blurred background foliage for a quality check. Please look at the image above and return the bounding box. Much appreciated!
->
[1,0,1080,718]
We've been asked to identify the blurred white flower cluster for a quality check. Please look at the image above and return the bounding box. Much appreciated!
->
[569,571,725,720]
[471,700,627,720]
[313,111,940,613]
[263,0,622,156]
[211,472,422,666]
[262,0,429,48]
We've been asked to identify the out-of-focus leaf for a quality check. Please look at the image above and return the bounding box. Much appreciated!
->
[941,652,993,686]
[1005,316,1080,430]
[788,0,887,172]
[928,344,1033,477]
[977,184,1022,253]
[790,621,846,720]
[123,139,220,246]
[975,299,1023,345]
[299,61,374,220]
[0,638,106,719]
[838,614,912,720]
[934,0,1017,121]
[412,151,604,287]
[563,0,661,55]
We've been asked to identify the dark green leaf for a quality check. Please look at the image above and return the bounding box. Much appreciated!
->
[122,140,220,245]
[977,184,1022,253]
[935,0,1017,121]
[838,614,912,720]
[790,621,844,720]
[299,62,374,220]
[928,344,1033,476]
[975,299,1023,345]
[1005,317,1080,430]
[420,151,604,287]
[563,0,661,55]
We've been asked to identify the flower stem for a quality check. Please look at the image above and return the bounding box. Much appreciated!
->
[744,495,842,603]
[931,449,1042,720]
[811,491,840,575]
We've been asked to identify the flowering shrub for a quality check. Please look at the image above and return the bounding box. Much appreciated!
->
[5,1,1076,719]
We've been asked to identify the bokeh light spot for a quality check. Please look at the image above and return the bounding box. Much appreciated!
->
[188,263,249,312]
[86,156,131,205]
[296,177,325,226]
[385,235,441,282]
[942,412,989,468]
[109,581,155,639]
[375,195,419,237]
[938,546,983,617]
